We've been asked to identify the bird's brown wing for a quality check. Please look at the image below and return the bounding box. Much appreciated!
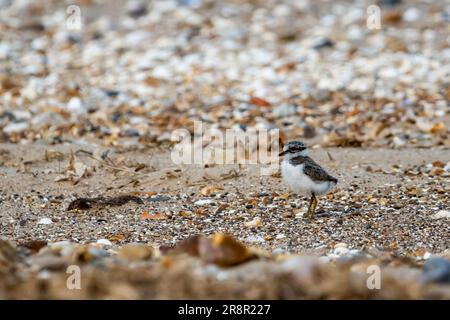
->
[290,156,338,183]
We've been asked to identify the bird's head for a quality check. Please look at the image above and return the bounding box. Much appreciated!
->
[279,140,309,158]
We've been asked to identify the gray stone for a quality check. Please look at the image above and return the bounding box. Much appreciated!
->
[421,258,450,284]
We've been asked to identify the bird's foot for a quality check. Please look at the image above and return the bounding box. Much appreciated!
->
[303,211,314,220]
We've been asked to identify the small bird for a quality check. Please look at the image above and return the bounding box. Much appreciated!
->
[279,140,337,219]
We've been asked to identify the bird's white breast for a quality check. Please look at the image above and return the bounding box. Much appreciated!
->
[281,161,335,196]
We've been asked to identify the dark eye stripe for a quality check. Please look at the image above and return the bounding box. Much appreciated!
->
[290,147,303,153]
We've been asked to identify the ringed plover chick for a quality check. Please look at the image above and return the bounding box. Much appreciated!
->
[279,140,337,219]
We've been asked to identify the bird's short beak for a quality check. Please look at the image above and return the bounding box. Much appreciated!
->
[278,150,286,157]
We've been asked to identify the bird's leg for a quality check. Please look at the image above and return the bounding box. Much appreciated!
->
[310,193,318,218]
[305,194,315,219]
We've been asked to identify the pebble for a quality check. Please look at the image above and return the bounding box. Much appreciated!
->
[37,218,53,225]
[46,241,76,257]
[67,97,86,115]
[332,246,350,256]
[431,210,450,220]
[312,38,334,50]
[148,195,172,202]
[36,270,51,280]
[421,258,450,284]
[3,122,29,134]
[179,0,203,7]
[295,212,305,219]
[393,136,407,147]
[334,242,348,249]
[379,0,402,6]
[311,88,330,102]
[117,244,153,261]
[272,104,297,118]
[245,235,265,244]
[96,239,113,246]
[423,252,432,260]
[403,8,421,22]
[194,199,215,206]
[31,112,65,128]
[272,248,287,255]
[318,256,331,264]
[48,241,72,248]
[31,255,66,271]
[280,256,321,281]
[127,0,147,18]
[244,217,263,228]
[444,162,450,173]
[123,128,140,137]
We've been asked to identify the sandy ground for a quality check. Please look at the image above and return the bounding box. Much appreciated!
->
[1,142,448,255]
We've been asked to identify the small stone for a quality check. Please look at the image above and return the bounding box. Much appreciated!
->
[127,0,148,18]
[194,199,215,206]
[36,270,51,280]
[198,234,253,267]
[179,0,202,7]
[31,255,66,271]
[272,248,287,255]
[48,240,72,248]
[67,97,86,115]
[282,211,294,218]
[312,38,334,50]
[104,90,120,97]
[0,0,13,9]
[280,256,322,281]
[245,235,265,243]
[421,258,450,284]
[244,217,263,228]
[393,136,406,147]
[148,195,171,202]
[416,118,435,133]
[423,252,432,260]
[272,104,297,118]
[378,0,402,6]
[117,244,153,261]
[311,88,330,102]
[332,246,350,256]
[3,122,29,134]
[96,239,112,246]
[295,212,305,219]
[403,8,421,22]
[431,210,450,220]
[318,256,331,264]
[444,162,450,172]
[37,218,53,225]
[31,112,66,128]
[123,128,140,137]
